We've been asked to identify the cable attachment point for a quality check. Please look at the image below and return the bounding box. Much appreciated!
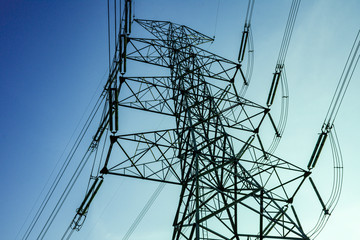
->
[71,177,104,230]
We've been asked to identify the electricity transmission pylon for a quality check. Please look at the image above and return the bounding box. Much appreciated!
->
[70,1,310,239]
[55,0,358,239]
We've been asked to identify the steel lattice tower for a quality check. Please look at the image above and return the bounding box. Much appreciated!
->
[93,17,309,240]
[65,1,348,240]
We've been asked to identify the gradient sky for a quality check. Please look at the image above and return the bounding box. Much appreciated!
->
[1,0,360,239]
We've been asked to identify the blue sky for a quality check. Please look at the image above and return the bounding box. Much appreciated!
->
[1,0,359,239]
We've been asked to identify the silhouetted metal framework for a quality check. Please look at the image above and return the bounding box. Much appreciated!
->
[77,17,311,240]
[66,1,350,240]
[19,1,360,239]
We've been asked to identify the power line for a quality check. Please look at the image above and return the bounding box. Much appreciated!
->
[21,93,105,240]
[324,30,360,129]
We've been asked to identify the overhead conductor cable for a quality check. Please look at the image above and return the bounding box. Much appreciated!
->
[308,30,360,170]
[238,0,255,63]
[267,0,300,107]
[306,31,359,238]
